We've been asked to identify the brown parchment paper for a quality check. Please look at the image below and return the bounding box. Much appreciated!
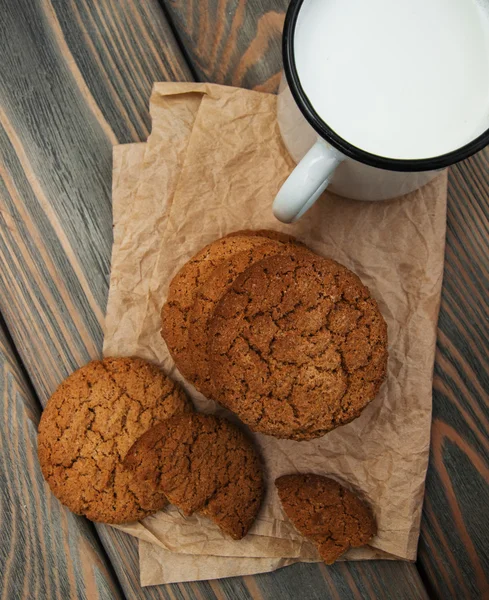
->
[105,83,447,585]
[109,141,390,587]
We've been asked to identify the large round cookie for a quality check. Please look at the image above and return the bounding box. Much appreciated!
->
[276,474,377,564]
[124,413,264,540]
[208,253,388,440]
[160,230,295,383]
[38,357,191,523]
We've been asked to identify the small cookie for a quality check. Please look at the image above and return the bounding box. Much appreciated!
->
[187,240,294,395]
[124,413,264,540]
[276,474,377,564]
[38,357,191,523]
[160,230,298,383]
[209,252,388,440]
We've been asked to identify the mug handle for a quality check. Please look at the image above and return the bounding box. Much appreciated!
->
[273,140,344,223]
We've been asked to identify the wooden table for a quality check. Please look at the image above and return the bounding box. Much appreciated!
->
[1,1,488,598]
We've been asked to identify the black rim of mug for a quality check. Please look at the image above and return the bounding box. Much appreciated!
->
[283,0,489,172]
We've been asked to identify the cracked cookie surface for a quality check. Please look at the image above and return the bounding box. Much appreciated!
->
[37,357,191,523]
[124,413,264,540]
[160,230,296,383]
[276,474,377,564]
[209,253,388,440]
[187,240,300,396]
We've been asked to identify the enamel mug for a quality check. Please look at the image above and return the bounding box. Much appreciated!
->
[274,0,489,223]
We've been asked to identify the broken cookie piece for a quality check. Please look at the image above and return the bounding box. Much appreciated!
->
[124,413,264,540]
[276,473,376,564]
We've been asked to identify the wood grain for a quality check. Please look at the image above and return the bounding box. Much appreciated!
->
[416,150,489,600]
[161,0,288,92]
[162,2,489,598]
[0,0,191,398]
[0,1,196,598]
[243,561,429,600]
[0,321,123,600]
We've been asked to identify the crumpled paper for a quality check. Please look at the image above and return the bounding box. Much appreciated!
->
[104,83,447,585]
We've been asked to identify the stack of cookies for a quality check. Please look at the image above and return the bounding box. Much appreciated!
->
[37,229,387,564]
[161,230,388,441]
[37,357,265,540]
[37,357,192,524]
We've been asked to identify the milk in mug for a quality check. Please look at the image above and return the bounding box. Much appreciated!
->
[294,0,489,159]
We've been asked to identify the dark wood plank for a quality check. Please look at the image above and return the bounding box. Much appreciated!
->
[0,0,193,397]
[0,321,123,600]
[0,1,197,598]
[161,0,288,92]
[0,0,429,598]
[162,1,489,598]
[247,561,429,600]
[416,150,489,600]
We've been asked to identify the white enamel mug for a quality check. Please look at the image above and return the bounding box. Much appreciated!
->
[274,0,489,223]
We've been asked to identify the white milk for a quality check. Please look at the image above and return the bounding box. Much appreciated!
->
[294,0,489,159]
